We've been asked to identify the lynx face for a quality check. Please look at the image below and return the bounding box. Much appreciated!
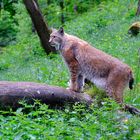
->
[49,28,64,50]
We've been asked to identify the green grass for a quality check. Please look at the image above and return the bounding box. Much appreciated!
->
[0,101,140,140]
[0,0,140,139]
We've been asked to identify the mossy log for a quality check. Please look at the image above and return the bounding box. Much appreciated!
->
[0,81,92,109]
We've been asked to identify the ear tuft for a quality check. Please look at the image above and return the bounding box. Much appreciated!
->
[58,27,64,35]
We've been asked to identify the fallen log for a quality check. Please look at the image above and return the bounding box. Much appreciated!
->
[0,81,93,109]
[0,81,140,116]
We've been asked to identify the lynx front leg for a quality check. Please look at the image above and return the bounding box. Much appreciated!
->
[63,45,81,92]
[68,61,80,92]
[77,74,85,92]
[68,74,84,92]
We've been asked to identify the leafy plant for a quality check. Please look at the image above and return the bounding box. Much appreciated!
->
[0,9,17,46]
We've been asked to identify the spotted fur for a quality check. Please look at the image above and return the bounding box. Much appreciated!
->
[49,27,134,104]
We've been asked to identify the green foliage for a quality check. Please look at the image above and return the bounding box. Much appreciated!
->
[0,0,140,139]
[0,101,140,139]
[0,0,17,16]
[0,0,18,46]
[0,9,17,46]
[40,0,108,27]
[13,2,33,42]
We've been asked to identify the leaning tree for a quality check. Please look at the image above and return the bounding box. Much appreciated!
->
[23,0,56,54]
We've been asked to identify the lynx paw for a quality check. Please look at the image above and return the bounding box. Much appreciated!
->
[66,87,82,93]
[66,87,78,92]
[66,87,71,90]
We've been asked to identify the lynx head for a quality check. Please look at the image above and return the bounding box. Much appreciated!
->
[49,27,64,50]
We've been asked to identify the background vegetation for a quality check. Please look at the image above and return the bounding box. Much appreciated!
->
[0,0,140,139]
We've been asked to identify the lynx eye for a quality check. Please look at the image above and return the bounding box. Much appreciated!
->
[53,36,56,38]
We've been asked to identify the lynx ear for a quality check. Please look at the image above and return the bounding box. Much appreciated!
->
[58,27,64,35]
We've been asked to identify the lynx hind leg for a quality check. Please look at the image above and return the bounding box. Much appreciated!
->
[105,84,125,104]
[105,72,128,104]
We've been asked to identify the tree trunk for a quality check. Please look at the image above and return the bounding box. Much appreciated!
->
[60,0,65,25]
[23,0,56,54]
[136,0,140,16]
[0,81,92,109]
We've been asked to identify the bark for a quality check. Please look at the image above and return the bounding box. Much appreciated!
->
[0,81,139,116]
[23,0,56,54]
[0,81,92,109]
[136,0,140,16]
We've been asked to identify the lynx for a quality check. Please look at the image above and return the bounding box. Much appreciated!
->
[49,27,134,104]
